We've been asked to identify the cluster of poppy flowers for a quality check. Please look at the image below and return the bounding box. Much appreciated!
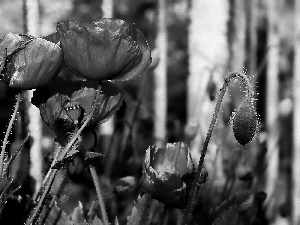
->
[0,18,151,138]
[0,18,196,209]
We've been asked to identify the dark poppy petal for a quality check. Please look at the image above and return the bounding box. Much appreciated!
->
[71,81,123,127]
[1,38,63,89]
[140,142,195,208]
[58,21,119,80]
[114,30,151,81]
[57,19,151,81]
[39,93,70,130]
[0,33,31,56]
[42,32,61,45]
[93,18,138,41]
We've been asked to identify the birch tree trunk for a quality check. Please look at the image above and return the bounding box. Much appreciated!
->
[153,0,167,146]
[188,0,229,185]
[229,0,246,71]
[24,0,43,197]
[100,0,114,153]
[292,1,300,224]
[246,0,258,77]
[265,0,280,220]
[228,0,246,111]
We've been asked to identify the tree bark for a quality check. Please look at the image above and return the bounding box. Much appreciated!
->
[265,0,280,220]
[100,0,114,153]
[292,1,300,224]
[24,0,43,197]
[188,0,229,185]
[153,0,167,146]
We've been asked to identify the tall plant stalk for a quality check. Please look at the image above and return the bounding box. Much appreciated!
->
[0,93,21,177]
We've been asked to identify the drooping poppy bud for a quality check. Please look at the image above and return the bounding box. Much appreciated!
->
[140,142,195,208]
[0,33,63,89]
[232,100,258,146]
[55,18,151,81]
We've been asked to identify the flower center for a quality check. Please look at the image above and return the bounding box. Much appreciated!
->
[64,101,83,125]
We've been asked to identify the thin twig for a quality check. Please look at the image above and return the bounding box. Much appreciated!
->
[0,92,21,177]
[89,165,109,225]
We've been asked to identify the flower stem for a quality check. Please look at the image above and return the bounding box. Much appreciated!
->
[0,92,21,178]
[89,165,109,225]
[160,204,168,225]
[181,72,253,225]
[26,85,102,225]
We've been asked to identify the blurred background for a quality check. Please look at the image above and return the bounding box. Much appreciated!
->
[0,0,299,224]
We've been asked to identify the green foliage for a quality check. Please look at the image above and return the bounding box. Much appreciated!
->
[210,190,253,225]
[127,194,151,225]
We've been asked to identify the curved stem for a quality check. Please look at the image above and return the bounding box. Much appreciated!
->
[0,92,21,177]
[181,72,253,225]
[89,165,109,225]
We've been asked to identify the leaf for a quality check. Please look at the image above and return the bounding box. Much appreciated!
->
[113,217,119,225]
[210,190,253,225]
[212,208,238,225]
[92,216,104,225]
[39,200,73,225]
[127,194,151,225]
[71,201,86,224]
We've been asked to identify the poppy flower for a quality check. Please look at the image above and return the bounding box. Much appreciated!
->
[0,32,63,89]
[32,79,123,141]
[52,18,151,81]
[140,142,195,208]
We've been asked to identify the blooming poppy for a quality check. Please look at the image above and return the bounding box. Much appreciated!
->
[140,142,195,208]
[0,32,63,89]
[32,79,123,141]
[51,18,151,81]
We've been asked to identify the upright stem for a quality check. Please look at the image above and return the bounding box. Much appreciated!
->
[181,72,253,225]
[26,85,102,225]
[160,204,168,225]
[0,93,21,177]
[89,165,109,225]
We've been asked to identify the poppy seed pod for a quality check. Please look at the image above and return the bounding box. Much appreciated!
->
[0,33,63,89]
[32,80,123,140]
[56,18,151,81]
[140,142,195,208]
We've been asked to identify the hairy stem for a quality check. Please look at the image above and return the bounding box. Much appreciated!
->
[181,72,253,225]
[0,93,21,177]
[89,165,109,225]
[26,85,102,225]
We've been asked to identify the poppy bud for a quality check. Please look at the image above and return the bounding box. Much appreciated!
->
[140,142,195,208]
[232,100,258,146]
[0,33,63,89]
